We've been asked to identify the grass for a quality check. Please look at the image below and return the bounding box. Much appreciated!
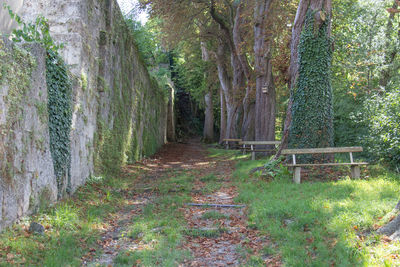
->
[214,147,400,267]
[0,174,127,266]
[201,210,229,220]
[114,171,193,266]
[0,167,193,266]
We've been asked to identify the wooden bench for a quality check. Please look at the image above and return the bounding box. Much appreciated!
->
[239,141,281,160]
[281,147,368,184]
[223,139,242,149]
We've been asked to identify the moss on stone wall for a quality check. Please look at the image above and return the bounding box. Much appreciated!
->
[0,40,36,182]
[92,1,168,175]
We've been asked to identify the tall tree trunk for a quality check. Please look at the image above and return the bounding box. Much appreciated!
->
[201,42,214,143]
[210,1,244,139]
[219,88,227,143]
[214,41,242,140]
[203,90,214,143]
[276,0,332,158]
[233,1,255,140]
[254,0,276,152]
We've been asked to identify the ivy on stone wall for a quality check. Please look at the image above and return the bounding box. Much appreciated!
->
[46,50,72,199]
[289,9,334,161]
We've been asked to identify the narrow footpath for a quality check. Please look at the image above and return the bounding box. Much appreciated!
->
[84,138,279,266]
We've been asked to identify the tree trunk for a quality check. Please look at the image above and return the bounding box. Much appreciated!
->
[219,88,227,144]
[201,42,214,143]
[276,0,332,158]
[254,0,276,153]
[233,1,255,141]
[210,1,245,140]
[241,97,255,140]
[203,91,214,143]
[214,41,242,139]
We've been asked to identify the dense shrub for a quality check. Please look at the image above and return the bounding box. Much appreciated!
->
[361,89,400,171]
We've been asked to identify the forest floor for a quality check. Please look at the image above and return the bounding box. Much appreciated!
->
[1,139,400,266]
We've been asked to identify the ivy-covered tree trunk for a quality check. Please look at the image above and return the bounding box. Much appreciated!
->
[287,3,334,160]
[276,0,332,158]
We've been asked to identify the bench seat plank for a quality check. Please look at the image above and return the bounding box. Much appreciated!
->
[240,141,281,145]
[281,146,363,155]
[223,138,242,142]
[285,162,368,167]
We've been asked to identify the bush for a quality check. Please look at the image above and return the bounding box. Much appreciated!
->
[361,88,400,170]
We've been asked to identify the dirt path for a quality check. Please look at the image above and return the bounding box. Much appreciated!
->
[85,138,277,266]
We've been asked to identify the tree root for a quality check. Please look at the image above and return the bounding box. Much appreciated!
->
[377,201,400,240]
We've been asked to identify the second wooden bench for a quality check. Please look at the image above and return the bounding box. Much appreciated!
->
[240,141,281,160]
[281,146,368,184]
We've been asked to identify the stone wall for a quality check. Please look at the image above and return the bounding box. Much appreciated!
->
[0,41,57,230]
[0,0,171,230]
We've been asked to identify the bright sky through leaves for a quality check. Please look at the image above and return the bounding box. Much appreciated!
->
[116,0,148,24]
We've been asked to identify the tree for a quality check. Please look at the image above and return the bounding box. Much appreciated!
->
[141,0,277,143]
[277,0,332,157]
[253,0,276,147]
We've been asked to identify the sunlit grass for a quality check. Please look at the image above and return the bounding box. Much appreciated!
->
[201,210,229,220]
[115,173,193,266]
[0,173,131,266]
[229,151,400,266]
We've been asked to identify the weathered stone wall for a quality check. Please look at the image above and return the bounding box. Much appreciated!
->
[0,0,170,230]
[0,40,57,230]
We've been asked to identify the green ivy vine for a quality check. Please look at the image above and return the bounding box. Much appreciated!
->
[289,9,334,161]
[46,50,72,198]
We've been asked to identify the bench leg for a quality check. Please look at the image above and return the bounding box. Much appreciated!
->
[293,167,301,184]
[251,151,255,160]
[351,166,360,179]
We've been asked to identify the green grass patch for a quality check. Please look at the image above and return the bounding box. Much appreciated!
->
[0,173,130,266]
[208,148,248,160]
[183,227,228,238]
[115,171,192,266]
[201,211,229,220]
[158,173,194,194]
[232,155,400,266]
[200,173,219,182]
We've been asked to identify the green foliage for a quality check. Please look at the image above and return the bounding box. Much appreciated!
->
[361,89,400,170]
[289,10,334,156]
[262,157,290,180]
[4,4,63,52]
[46,50,72,198]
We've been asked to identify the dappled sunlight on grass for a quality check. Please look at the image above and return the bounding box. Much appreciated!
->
[232,155,400,266]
